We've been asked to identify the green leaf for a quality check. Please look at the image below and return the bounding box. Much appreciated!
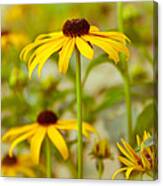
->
[134,103,155,136]
[94,86,124,113]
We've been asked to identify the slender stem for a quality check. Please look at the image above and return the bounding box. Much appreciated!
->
[123,75,132,144]
[117,2,133,144]
[117,2,123,33]
[75,48,83,178]
[45,137,52,178]
[97,159,103,179]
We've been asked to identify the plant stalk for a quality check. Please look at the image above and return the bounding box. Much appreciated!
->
[117,2,133,144]
[45,137,52,178]
[75,48,83,178]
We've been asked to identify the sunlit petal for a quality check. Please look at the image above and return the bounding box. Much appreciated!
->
[47,125,69,160]
[58,37,75,74]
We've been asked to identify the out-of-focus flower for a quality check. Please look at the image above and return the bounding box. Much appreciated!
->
[2,154,35,177]
[4,5,24,23]
[112,131,155,180]
[90,138,112,159]
[90,138,113,179]
[9,67,28,89]
[1,30,28,49]
[2,110,96,165]
[20,18,130,78]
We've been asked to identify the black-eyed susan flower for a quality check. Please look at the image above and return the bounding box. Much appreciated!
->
[20,18,130,78]
[112,131,155,180]
[2,154,35,177]
[1,30,28,49]
[2,110,96,165]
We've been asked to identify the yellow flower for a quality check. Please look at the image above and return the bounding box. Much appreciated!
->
[112,131,155,180]
[2,154,35,177]
[20,18,130,78]
[90,138,112,159]
[2,110,96,165]
[2,30,28,49]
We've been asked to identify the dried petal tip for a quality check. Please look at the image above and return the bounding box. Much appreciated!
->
[62,18,90,37]
[2,155,17,166]
[37,110,58,126]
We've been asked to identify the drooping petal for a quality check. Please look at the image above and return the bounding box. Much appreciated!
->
[121,139,140,161]
[117,143,137,164]
[118,156,135,167]
[28,37,65,78]
[112,167,128,180]
[16,166,36,177]
[125,167,134,179]
[90,31,130,43]
[9,130,35,157]
[47,126,69,160]
[20,33,63,61]
[2,123,38,142]
[83,35,120,63]
[56,120,97,138]
[30,126,46,164]
[58,37,75,74]
[76,37,94,59]
[35,32,63,41]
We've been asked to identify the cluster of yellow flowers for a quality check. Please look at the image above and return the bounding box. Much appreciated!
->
[1,16,155,179]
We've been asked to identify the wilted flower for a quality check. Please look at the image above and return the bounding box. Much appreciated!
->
[90,139,112,159]
[112,131,155,180]
[90,139,113,179]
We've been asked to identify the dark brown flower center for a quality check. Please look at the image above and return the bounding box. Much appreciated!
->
[1,30,10,36]
[62,18,90,37]
[37,110,58,126]
[2,155,17,166]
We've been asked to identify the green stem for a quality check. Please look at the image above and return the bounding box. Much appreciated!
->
[45,137,52,178]
[117,2,123,32]
[97,159,104,179]
[117,2,133,144]
[75,48,83,178]
[123,75,132,144]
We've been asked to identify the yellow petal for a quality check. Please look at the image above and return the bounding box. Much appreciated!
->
[89,25,100,32]
[2,124,38,142]
[47,126,69,160]
[9,130,35,157]
[16,166,36,177]
[90,31,130,43]
[58,37,75,74]
[112,167,128,180]
[56,120,96,138]
[117,142,137,164]
[76,37,94,59]
[136,134,141,146]
[83,35,120,63]
[28,37,65,78]
[125,167,134,179]
[118,156,135,167]
[35,32,63,41]
[121,139,139,161]
[30,126,46,164]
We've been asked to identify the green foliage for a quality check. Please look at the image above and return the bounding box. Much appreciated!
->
[134,102,155,136]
